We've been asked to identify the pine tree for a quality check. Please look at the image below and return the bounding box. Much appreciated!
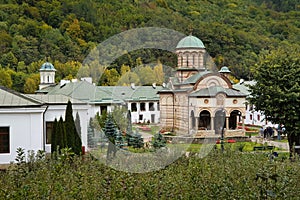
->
[57,116,66,151]
[75,112,82,139]
[74,112,82,154]
[65,100,82,155]
[131,131,144,149]
[126,110,133,146]
[104,114,118,159]
[104,114,117,142]
[115,129,125,149]
[152,132,166,149]
[87,117,96,148]
[51,118,58,154]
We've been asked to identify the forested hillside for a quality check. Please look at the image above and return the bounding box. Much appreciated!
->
[0,0,299,93]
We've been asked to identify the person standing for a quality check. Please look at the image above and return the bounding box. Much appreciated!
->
[259,127,264,138]
[277,124,281,140]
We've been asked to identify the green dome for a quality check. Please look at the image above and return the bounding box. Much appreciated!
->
[219,66,231,73]
[40,62,56,71]
[176,35,205,49]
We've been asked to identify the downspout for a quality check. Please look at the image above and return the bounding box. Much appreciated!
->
[42,105,49,152]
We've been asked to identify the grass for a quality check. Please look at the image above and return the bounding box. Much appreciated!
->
[246,132,259,137]
[276,139,288,143]
[167,141,283,153]
[132,124,160,135]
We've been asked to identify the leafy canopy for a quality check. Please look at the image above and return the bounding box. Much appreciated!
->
[249,44,300,136]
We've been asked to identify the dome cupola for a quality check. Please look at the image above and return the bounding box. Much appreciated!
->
[39,62,56,90]
[176,35,205,49]
[175,35,207,82]
[40,62,56,71]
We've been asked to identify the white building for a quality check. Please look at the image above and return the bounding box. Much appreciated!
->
[233,79,269,127]
[0,86,89,164]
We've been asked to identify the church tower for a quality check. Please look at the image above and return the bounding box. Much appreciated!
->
[39,62,56,90]
[175,35,206,82]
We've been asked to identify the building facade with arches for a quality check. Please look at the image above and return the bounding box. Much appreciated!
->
[159,35,247,137]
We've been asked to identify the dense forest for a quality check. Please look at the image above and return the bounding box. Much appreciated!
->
[0,0,299,93]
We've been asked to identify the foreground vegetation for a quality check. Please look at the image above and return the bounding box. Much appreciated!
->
[1,147,299,199]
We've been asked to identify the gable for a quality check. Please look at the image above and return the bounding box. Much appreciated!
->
[193,74,232,91]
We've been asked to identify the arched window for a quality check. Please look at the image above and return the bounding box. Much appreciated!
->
[229,110,241,129]
[186,55,189,67]
[193,54,195,66]
[199,110,211,130]
[181,56,183,67]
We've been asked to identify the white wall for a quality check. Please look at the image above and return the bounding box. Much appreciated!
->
[44,104,90,153]
[129,102,160,124]
[0,107,46,164]
[244,104,266,126]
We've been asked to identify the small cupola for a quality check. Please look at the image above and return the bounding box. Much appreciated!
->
[39,62,56,90]
[219,66,231,78]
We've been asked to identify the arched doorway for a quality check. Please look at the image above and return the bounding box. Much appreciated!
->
[191,110,196,129]
[199,110,211,130]
[214,110,226,134]
[229,110,241,129]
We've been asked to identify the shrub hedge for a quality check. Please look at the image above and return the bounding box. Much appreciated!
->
[0,149,299,199]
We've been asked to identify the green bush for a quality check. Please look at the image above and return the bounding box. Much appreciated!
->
[1,149,300,199]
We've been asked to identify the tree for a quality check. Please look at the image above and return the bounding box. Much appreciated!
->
[117,71,140,86]
[57,116,67,151]
[24,78,36,93]
[249,45,300,156]
[65,100,82,155]
[75,112,82,139]
[0,68,13,88]
[104,114,118,159]
[152,132,166,149]
[153,62,165,85]
[51,118,58,154]
[135,65,156,86]
[129,130,144,149]
[111,106,127,132]
[126,110,133,145]
[74,112,82,154]
[87,117,96,148]
[115,129,125,149]
[95,111,107,130]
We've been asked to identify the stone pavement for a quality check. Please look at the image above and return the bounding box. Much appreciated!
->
[250,136,289,151]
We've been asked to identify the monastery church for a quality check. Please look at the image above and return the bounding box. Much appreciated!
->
[0,34,255,164]
[159,35,247,137]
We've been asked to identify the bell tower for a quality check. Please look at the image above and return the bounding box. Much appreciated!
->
[175,35,206,82]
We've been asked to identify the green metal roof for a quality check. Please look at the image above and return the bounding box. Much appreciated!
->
[45,81,97,101]
[189,86,246,97]
[97,86,163,103]
[40,62,56,71]
[0,86,43,107]
[38,81,164,104]
[182,71,211,84]
[218,66,231,73]
[27,94,86,104]
[176,35,205,49]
